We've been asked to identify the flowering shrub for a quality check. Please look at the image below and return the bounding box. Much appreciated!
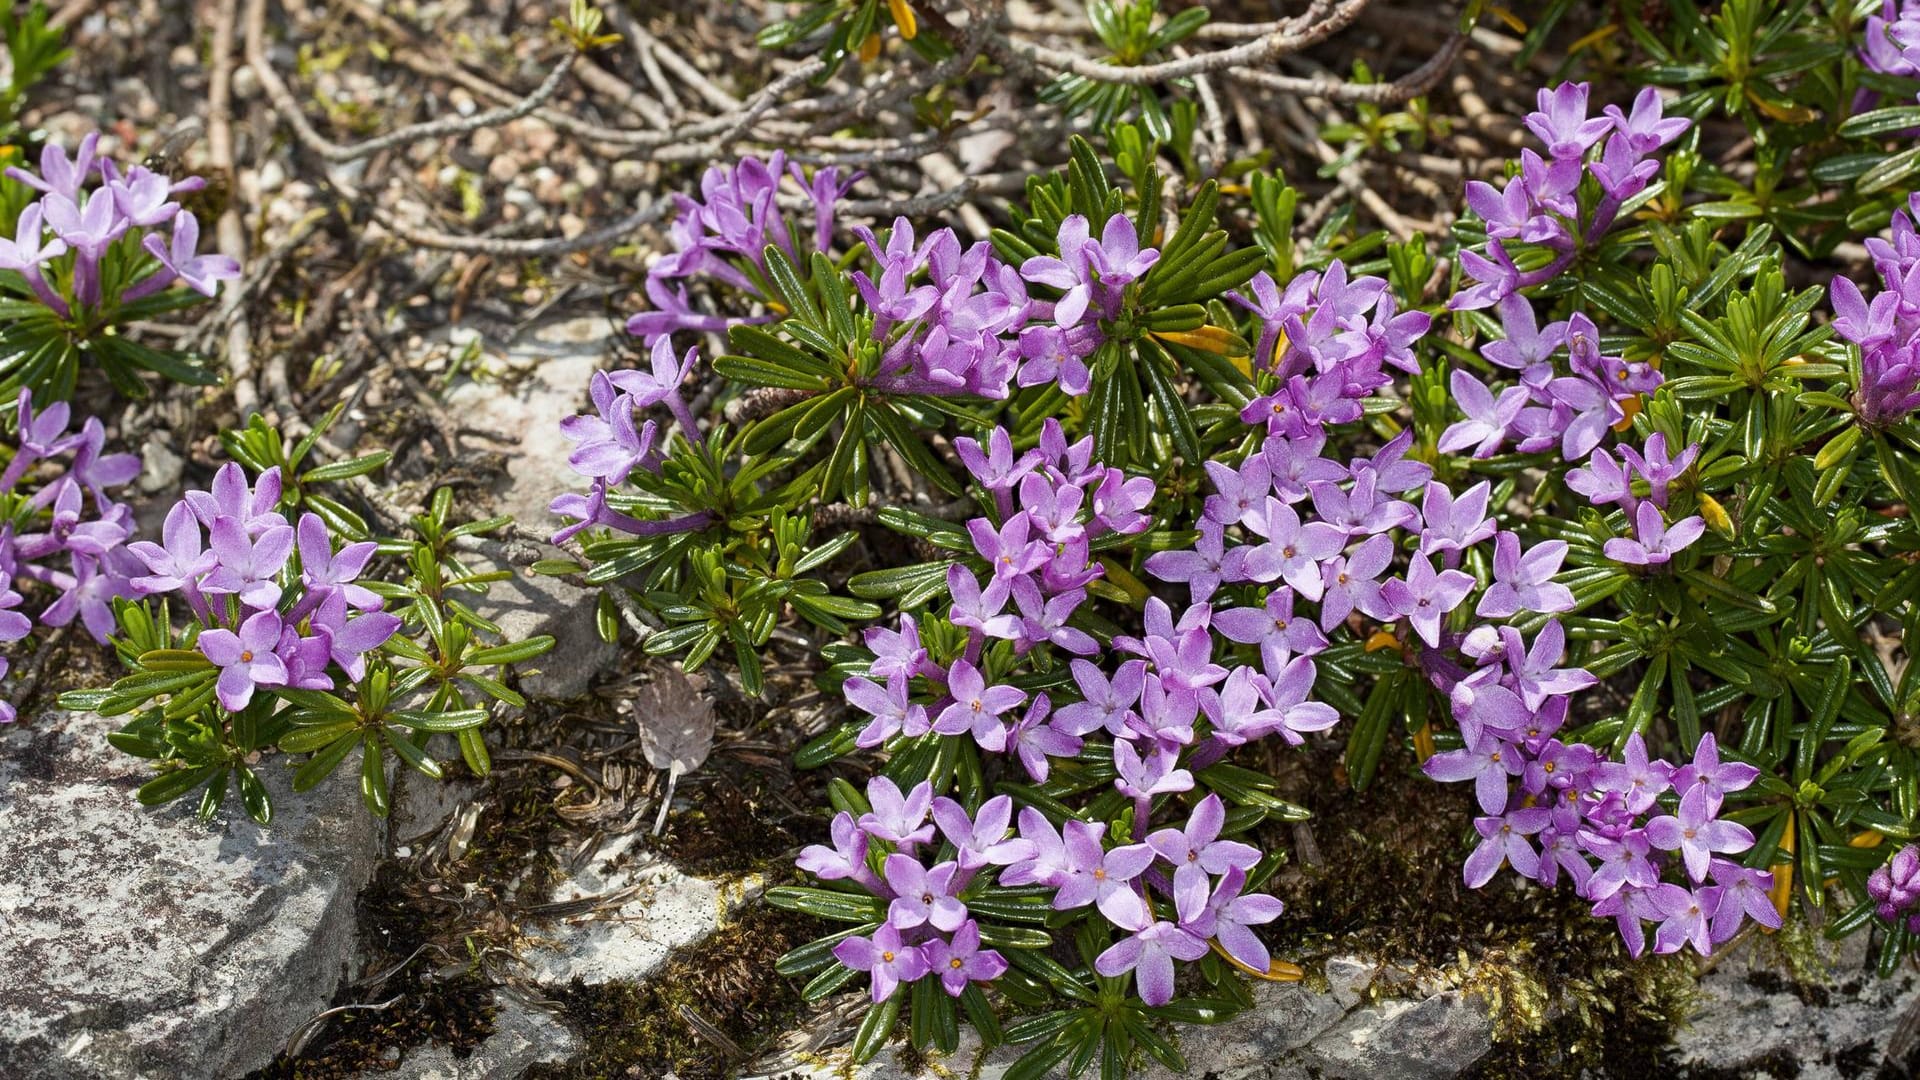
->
[0,389,141,722]
[0,132,238,400]
[547,25,1920,1063]
[58,412,554,822]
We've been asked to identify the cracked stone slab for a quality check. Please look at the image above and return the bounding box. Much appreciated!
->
[521,833,766,986]
[0,708,381,1079]
[1673,930,1920,1079]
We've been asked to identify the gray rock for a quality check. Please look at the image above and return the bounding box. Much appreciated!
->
[1301,989,1492,1080]
[437,316,628,700]
[0,708,382,1079]
[477,561,618,701]
[441,315,626,530]
[387,992,578,1080]
[1673,930,1920,1079]
[521,833,766,986]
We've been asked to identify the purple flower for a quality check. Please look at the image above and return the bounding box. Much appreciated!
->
[1417,481,1497,557]
[1604,502,1705,566]
[1648,883,1714,956]
[1616,432,1698,508]
[1439,371,1528,458]
[606,337,702,439]
[1316,533,1396,632]
[1050,819,1156,930]
[1244,497,1344,600]
[1054,658,1147,737]
[1707,859,1779,942]
[1006,694,1082,782]
[1645,784,1755,883]
[1425,739,1524,815]
[1463,807,1550,887]
[1603,87,1690,155]
[1020,213,1158,328]
[1193,866,1287,974]
[202,516,295,609]
[185,463,284,536]
[1670,733,1760,814]
[833,923,930,1003]
[561,373,658,485]
[954,427,1040,501]
[199,609,290,712]
[922,920,1008,996]
[1584,830,1660,902]
[295,512,380,611]
[1213,587,1328,677]
[1145,519,1248,603]
[1476,532,1573,618]
[1499,622,1597,710]
[857,777,936,848]
[126,501,216,595]
[1147,793,1260,900]
[309,592,400,682]
[1524,82,1615,160]
[884,854,969,933]
[1112,736,1196,807]
[1593,733,1674,816]
[1094,910,1210,1006]
[969,513,1047,581]
[865,614,930,683]
[948,566,1019,640]
[934,794,1036,871]
[1202,454,1272,527]
[796,810,882,893]
[847,672,931,748]
[931,658,1025,751]
[1591,883,1662,957]
[5,133,97,199]
[1566,447,1637,509]
[138,211,240,298]
[1381,554,1475,647]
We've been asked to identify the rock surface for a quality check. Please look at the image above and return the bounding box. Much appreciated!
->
[0,708,382,1079]
[521,832,765,986]
[440,316,625,700]
[1672,930,1920,1079]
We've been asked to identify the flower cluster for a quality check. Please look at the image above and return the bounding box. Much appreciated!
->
[2,132,238,317]
[1452,83,1688,315]
[550,337,716,545]
[845,210,1158,400]
[0,390,141,720]
[1442,298,1662,462]
[1833,192,1920,427]
[1230,260,1427,430]
[627,151,858,345]
[804,781,1017,1002]
[126,463,400,710]
[849,418,1154,761]
[1868,844,1920,933]
[1431,725,1777,956]
[1572,432,1708,567]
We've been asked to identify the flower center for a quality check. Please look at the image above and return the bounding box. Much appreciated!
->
[922,892,934,904]
[1283,546,1296,558]
[971,699,983,712]
[882,950,896,963]
[1092,868,1107,881]
[950,958,965,970]
[240,650,254,662]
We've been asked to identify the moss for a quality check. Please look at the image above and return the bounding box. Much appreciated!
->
[524,902,816,1080]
